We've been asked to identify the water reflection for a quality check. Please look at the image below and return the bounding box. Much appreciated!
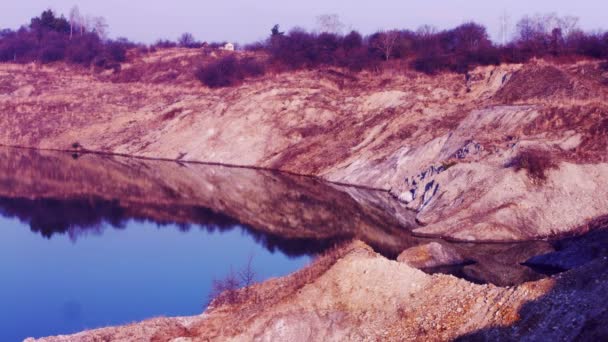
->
[0,147,563,340]
[0,216,312,341]
[0,147,558,279]
[0,147,420,257]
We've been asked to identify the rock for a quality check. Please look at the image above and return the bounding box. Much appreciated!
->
[397,242,469,269]
[524,226,608,273]
[397,190,414,203]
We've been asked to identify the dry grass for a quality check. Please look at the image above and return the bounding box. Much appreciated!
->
[524,104,608,163]
[495,65,573,103]
[508,149,557,182]
[208,240,363,310]
[193,240,369,337]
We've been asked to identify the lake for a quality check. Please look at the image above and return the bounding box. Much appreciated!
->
[0,147,555,341]
[0,216,311,341]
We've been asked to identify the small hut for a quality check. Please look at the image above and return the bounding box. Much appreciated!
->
[221,42,235,51]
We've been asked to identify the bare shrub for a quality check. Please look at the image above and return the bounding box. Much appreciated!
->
[239,254,256,289]
[196,55,266,88]
[208,268,241,306]
[178,32,199,48]
[152,39,177,49]
[207,254,258,307]
[507,149,557,182]
[196,55,241,88]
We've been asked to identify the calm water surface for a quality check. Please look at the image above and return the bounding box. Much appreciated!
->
[0,215,310,341]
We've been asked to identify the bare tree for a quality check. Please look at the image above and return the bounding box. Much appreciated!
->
[90,16,108,40]
[516,13,579,42]
[239,253,257,289]
[498,10,512,45]
[69,6,81,40]
[207,254,257,307]
[208,267,240,306]
[178,32,196,47]
[416,25,437,38]
[556,15,579,38]
[373,30,400,61]
[316,14,344,34]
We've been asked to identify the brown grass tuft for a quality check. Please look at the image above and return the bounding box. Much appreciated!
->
[508,149,558,182]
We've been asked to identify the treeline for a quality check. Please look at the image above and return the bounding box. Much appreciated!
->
[199,15,608,87]
[2,10,607,87]
[0,9,133,68]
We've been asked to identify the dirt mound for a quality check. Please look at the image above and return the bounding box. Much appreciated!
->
[32,241,608,341]
[494,65,574,102]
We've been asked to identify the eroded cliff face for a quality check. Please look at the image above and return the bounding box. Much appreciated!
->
[1,53,607,241]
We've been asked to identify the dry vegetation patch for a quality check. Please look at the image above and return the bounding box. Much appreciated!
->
[495,65,574,103]
[507,149,558,182]
[193,240,368,337]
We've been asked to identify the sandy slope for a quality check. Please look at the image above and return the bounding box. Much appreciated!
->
[1,52,607,241]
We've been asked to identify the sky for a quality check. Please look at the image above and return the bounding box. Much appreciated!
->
[1,0,606,44]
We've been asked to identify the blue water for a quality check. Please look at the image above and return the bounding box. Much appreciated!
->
[0,215,310,341]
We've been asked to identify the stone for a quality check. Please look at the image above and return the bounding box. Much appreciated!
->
[397,242,469,269]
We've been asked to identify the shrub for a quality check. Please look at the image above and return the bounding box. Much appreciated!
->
[207,255,257,307]
[239,57,266,76]
[105,41,128,62]
[507,149,557,182]
[342,30,363,50]
[243,41,266,51]
[152,39,177,49]
[208,268,242,306]
[0,30,37,62]
[178,32,198,48]
[269,28,319,69]
[39,44,65,63]
[65,33,102,65]
[412,51,444,74]
[196,55,266,88]
[196,55,241,88]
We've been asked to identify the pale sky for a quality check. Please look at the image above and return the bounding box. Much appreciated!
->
[2,1,606,44]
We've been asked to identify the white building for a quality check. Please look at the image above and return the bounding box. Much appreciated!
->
[221,43,235,51]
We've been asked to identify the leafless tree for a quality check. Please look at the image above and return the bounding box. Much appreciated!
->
[316,14,344,34]
[556,15,579,38]
[207,254,257,306]
[416,25,437,38]
[516,13,579,42]
[239,253,257,289]
[90,16,108,40]
[68,6,82,40]
[498,11,512,45]
[373,30,400,61]
[178,32,196,47]
[208,267,240,305]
